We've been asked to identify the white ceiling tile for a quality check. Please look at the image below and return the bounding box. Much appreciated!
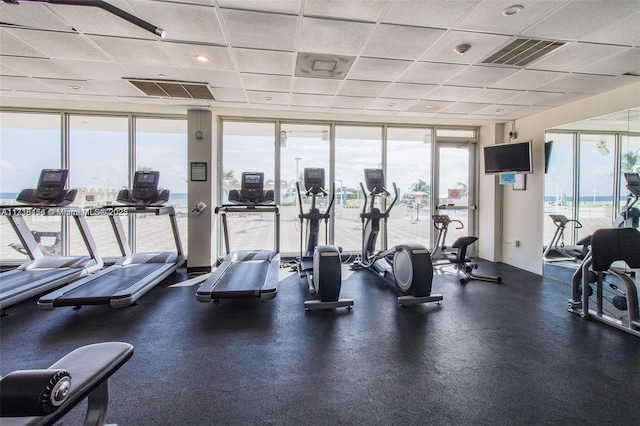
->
[208,101,250,109]
[490,69,566,90]
[535,92,591,107]
[117,96,168,105]
[60,60,128,81]
[182,69,243,88]
[362,25,445,61]
[303,0,389,22]
[92,80,148,97]
[233,48,294,75]
[465,88,523,104]
[160,43,234,71]
[132,1,225,44]
[367,98,416,111]
[528,42,630,73]
[399,62,468,85]
[524,0,640,41]
[0,75,61,93]
[0,57,82,79]
[211,88,247,102]
[299,17,375,56]
[379,83,438,100]
[0,3,71,31]
[218,0,301,15]
[162,98,210,107]
[48,0,154,39]
[0,62,26,77]
[121,64,189,81]
[246,90,290,105]
[421,86,483,101]
[583,11,640,46]
[330,96,372,109]
[241,74,292,92]
[536,74,640,94]
[420,31,512,65]
[221,9,297,51]
[40,78,103,95]
[405,100,455,113]
[578,48,640,76]
[440,102,491,114]
[87,36,171,65]
[290,93,335,107]
[382,0,477,28]
[0,29,47,58]
[502,91,565,106]
[444,66,519,87]
[474,104,527,116]
[338,80,390,97]
[506,105,554,116]
[292,77,342,95]
[348,58,413,82]
[455,0,567,34]
[71,94,117,103]
[4,28,110,61]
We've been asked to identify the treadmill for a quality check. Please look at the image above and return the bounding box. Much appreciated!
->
[0,169,103,311]
[38,171,184,309]
[197,172,280,302]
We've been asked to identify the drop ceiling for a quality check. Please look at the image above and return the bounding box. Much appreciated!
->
[0,0,639,121]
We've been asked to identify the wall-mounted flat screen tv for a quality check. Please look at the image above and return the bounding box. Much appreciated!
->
[483,140,533,174]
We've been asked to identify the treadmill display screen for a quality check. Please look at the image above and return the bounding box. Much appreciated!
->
[42,171,64,183]
[137,173,156,184]
[244,174,262,185]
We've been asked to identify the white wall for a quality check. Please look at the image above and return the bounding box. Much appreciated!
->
[485,81,640,275]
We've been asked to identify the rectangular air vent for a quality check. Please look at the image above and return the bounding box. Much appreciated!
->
[124,78,215,100]
[482,38,566,67]
[295,52,356,79]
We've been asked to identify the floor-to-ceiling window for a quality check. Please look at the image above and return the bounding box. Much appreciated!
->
[135,117,188,255]
[0,112,62,262]
[68,115,129,259]
[544,133,577,247]
[220,121,277,253]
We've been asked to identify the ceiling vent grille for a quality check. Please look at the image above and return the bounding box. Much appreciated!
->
[295,52,356,79]
[482,38,566,67]
[124,78,215,100]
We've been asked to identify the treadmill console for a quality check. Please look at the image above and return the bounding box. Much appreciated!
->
[35,169,69,201]
[131,171,160,203]
[304,168,325,194]
[364,168,386,194]
[240,172,265,202]
[625,172,640,196]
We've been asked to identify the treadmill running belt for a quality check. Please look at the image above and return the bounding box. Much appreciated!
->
[211,260,271,298]
[0,269,80,293]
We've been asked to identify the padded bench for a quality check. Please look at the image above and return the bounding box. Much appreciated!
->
[0,342,134,426]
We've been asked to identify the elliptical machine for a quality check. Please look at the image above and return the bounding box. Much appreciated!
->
[296,168,353,311]
[351,169,442,306]
[613,172,640,228]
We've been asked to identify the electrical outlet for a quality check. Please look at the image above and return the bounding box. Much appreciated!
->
[514,240,520,247]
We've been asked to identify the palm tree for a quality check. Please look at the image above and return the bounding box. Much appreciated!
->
[621,149,639,173]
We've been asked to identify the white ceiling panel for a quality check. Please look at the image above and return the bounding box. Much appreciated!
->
[455,0,567,34]
[490,69,566,90]
[48,1,154,40]
[1,0,637,120]
[583,11,640,46]
[88,36,171,65]
[379,83,437,100]
[528,42,630,73]
[57,60,128,81]
[382,0,477,28]
[303,0,389,23]
[399,62,468,85]
[362,25,445,61]
[292,77,342,95]
[420,31,512,65]
[0,3,71,31]
[421,85,483,102]
[0,57,82,80]
[233,48,294,75]
[221,9,297,51]
[5,28,110,61]
[348,58,413,82]
[0,29,47,58]
[40,78,104,95]
[160,43,234,71]
[524,0,640,41]
[241,74,292,92]
[444,66,519,88]
[338,80,390,97]
[298,17,375,56]
[132,1,225,44]
[218,0,301,15]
